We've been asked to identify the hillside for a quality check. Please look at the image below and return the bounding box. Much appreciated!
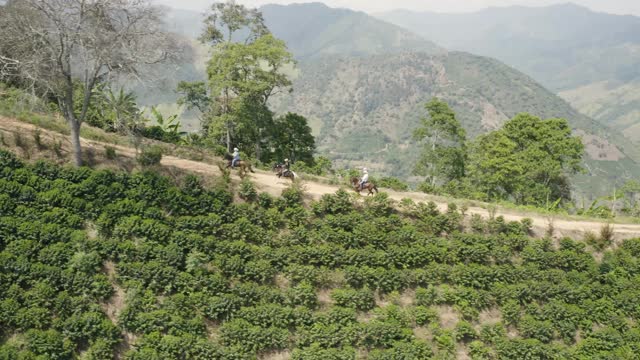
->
[149,3,640,195]
[376,4,640,142]
[270,52,640,195]
[2,116,640,359]
[260,3,443,59]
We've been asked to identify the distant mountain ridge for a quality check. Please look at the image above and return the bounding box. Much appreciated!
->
[376,3,640,143]
[260,3,444,58]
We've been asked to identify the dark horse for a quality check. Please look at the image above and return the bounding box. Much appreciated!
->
[224,153,255,176]
[273,164,297,182]
[351,177,378,196]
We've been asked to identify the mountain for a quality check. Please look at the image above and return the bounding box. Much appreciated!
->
[153,3,640,195]
[270,52,640,194]
[376,4,640,142]
[260,3,443,59]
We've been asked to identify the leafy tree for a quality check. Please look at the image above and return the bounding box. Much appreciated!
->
[467,113,584,205]
[176,1,295,157]
[413,98,467,187]
[272,113,316,164]
[0,0,177,166]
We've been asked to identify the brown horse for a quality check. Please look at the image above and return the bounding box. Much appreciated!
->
[225,155,255,177]
[273,164,297,182]
[351,177,378,196]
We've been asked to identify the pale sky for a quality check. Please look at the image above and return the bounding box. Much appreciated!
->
[153,0,640,16]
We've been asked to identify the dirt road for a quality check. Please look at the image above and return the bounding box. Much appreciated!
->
[2,116,640,241]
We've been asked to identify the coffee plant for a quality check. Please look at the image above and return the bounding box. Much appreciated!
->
[0,148,640,359]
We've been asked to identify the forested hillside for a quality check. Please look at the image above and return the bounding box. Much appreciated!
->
[1,148,640,359]
[377,4,640,143]
[148,3,640,196]
[270,52,640,194]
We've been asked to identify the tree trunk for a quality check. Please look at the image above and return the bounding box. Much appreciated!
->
[69,118,83,167]
[226,125,231,152]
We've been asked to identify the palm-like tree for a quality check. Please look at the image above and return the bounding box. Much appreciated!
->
[101,87,140,133]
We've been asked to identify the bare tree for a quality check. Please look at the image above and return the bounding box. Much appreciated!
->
[0,0,179,166]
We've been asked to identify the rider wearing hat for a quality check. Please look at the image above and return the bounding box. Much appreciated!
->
[232,147,240,168]
[359,168,369,190]
[283,158,291,176]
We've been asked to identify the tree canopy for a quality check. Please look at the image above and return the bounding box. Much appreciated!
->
[467,113,584,205]
[413,99,467,187]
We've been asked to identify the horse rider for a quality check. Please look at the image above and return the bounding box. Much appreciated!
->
[283,158,291,177]
[359,168,369,190]
[232,147,240,168]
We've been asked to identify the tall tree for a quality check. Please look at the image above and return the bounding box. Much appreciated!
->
[0,0,178,166]
[467,113,584,205]
[272,113,316,164]
[197,0,271,152]
[181,1,294,156]
[413,99,467,186]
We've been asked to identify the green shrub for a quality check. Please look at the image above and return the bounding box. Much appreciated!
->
[412,306,438,326]
[454,321,478,342]
[220,318,289,352]
[281,183,305,207]
[238,179,257,202]
[360,320,412,348]
[377,177,409,192]
[105,146,117,160]
[137,145,163,167]
[331,287,375,311]
[368,340,432,359]
[291,344,356,360]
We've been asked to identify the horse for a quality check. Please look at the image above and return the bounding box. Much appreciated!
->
[224,153,255,177]
[351,177,378,196]
[273,163,297,182]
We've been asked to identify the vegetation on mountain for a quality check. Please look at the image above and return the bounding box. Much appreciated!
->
[413,99,467,188]
[0,0,179,166]
[260,3,443,59]
[466,114,584,206]
[175,1,315,165]
[412,100,585,207]
[377,4,640,143]
[270,51,640,197]
[0,148,640,359]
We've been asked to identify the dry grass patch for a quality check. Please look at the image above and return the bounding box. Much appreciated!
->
[436,305,460,330]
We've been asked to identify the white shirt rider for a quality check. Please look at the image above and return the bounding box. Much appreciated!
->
[232,148,240,167]
[360,168,369,188]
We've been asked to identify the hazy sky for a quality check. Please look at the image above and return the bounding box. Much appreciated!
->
[153,0,640,16]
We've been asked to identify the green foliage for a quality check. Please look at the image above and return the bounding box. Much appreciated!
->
[414,98,467,187]
[377,177,410,192]
[0,148,639,358]
[331,288,376,311]
[467,113,584,206]
[272,113,316,165]
[137,145,163,167]
[238,179,257,202]
[454,321,478,342]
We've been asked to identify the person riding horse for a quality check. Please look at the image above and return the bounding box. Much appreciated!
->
[282,159,291,177]
[231,147,240,168]
[351,168,378,195]
[274,159,296,181]
[359,168,369,190]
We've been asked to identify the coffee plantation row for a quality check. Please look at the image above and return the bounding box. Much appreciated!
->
[0,149,639,359]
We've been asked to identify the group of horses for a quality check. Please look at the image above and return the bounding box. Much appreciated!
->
[225,155,378,195]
